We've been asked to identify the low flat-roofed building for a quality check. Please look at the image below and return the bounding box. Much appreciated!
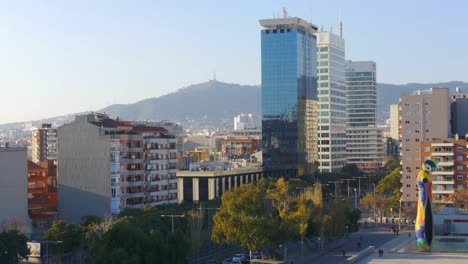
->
[177,167,263,202]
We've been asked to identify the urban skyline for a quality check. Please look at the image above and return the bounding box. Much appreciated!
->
[2,0,468,123]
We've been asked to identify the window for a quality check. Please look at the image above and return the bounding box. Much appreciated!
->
[415,138,420,142]
[406,175,411,179]
[405,103,410,106]
[457,156,463,161]
[457,165,464,171]
[406,166,411,170]
[405,129,411,134]
[415,148,420,152]
[414,111,420,115]
[457,175,464,180]
[415,120,420,124]
[425,101,429,105]
[406,148,411,152]
[405,138,411,142]
[406,184,411,188]
[415,129,420,133]
[406,157,412,161]
[457,146,463,151]
[405,120,410,124]
[425,129,429,133]
[406,194,411,198]
[457,185,464,189]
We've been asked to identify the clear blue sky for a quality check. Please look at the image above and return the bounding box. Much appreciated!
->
[1,0,467,124]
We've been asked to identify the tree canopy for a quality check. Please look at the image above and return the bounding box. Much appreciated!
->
[0,230,28,264]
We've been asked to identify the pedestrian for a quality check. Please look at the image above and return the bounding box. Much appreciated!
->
[408,232,411,238]
[381,249,384,257]
[357,241,361,248]
[397,229,399,235]
[379,249,382,256]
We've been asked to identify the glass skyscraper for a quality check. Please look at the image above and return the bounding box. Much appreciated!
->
[259,17,318,177]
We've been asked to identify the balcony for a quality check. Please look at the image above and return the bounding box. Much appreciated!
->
[118,192,145,199]
[433,180,455,185]
[432,171,454,175]
[119,146,143,152]
[120,170,144,175]
[433,189,454,194]
[119,158,144,164]
[432,152,454,157]
[437,161,454,167]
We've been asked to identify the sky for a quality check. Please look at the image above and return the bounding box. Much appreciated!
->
[0,0,467,124]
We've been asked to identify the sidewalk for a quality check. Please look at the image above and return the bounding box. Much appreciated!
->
[355,228,413,263]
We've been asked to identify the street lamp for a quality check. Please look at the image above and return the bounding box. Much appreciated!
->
[342,178,355,198]
[353,176,366,197]
[353,188,358,209]
[398,198,403,232]
[160,214,185,233]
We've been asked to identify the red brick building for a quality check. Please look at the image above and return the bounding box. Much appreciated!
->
[28,160,57,230]
[220,138,259,159]
[419,138,468,208]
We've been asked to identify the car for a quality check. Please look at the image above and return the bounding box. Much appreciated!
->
[221,258,232,264]
[232,254,245,263]
[252,251,261,259]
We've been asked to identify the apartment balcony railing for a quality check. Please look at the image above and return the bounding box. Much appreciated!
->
[432,152,454,157]
[437,161,454,167]
[432,171,454,176]
[120,170,144,175]
[119,158,143,164]
[433,189,454,194]
[119,146,143,152]
[433,180,455,185]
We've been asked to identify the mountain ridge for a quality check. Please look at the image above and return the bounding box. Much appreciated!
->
[2,80,468,129]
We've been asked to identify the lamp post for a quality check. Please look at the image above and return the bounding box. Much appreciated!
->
[353,176,366,197]
[198,207,220,261]
[398,198,403,232]
[342,178,355,198]
[160,214,185,233]
[353,188,358,209]
[328,180,343,198]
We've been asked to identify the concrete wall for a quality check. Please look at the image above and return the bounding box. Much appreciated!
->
[0,148,31,233]
[58,119,111,223]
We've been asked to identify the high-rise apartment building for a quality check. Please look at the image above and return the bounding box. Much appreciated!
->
[31,123,57,164]
[234,113,261,131]
[419,138,468,207]
[399,88,450,209]
[58,113,178,223]
[0,147,31,233]
[390,104,400,141]
[450,87,468,137]
[315,31,346,172]
[345,61,384,170]
[259,17,318,177]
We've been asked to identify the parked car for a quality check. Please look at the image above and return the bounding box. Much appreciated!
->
[232,253,245,263]
[221,258,232,264]
[252,251,261,259]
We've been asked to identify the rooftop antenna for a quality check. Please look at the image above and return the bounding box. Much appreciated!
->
[339,13,343,38]
[282,7,288,18]
[213,71,217,82]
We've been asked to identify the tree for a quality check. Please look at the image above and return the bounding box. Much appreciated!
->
[0,230,28,264]
[44,220,81,253]
[448,188,468,209]
[360,193,392,217]
[376,168,401,196]
[212,181,276,258]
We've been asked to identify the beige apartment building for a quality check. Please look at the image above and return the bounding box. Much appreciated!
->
[399,88,450,209]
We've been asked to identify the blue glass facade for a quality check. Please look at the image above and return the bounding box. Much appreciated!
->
[261,27,317,176]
